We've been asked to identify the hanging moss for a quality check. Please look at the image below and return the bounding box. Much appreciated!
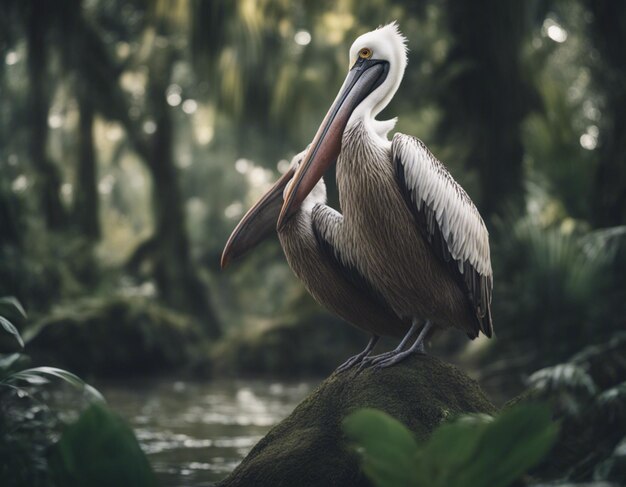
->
[218,354,495,487]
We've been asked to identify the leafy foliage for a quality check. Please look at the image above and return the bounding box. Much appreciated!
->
[0,296,27,319]
[523,334,626,485]
[0,297,104,487]
[0,296,26,352]
[49,403,158,487]
[0,296,161,487]
[492,212,625,369]
[0,397,59,487]
[343,404,558,487]
[528,364,597,415]
[4,366,104,401]
[0,314,24,350]
[343,408,419,487]
[0,298,103,399]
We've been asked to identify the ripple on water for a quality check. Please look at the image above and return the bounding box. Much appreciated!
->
[91,379,315,486]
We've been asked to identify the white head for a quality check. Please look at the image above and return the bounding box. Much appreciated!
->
[277,22,408,229]
[346,22,408,136]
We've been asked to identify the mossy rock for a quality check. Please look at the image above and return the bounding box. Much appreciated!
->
[27,297,205,377]
[218,354,495,487]
[211,312,365,378]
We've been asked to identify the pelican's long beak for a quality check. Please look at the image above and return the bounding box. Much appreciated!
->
[221,167,296,269]
[277,58,389,229]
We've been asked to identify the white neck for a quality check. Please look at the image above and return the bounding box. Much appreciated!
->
[344,22,408,146]
[346,60,404,147]
[347,74,402,147]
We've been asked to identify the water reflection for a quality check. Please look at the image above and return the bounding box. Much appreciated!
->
[96,379,314,487]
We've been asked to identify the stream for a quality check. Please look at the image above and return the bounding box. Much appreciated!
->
[96,378,316,486]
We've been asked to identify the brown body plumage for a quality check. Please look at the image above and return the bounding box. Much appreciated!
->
[335,123,482,337]
[279,183,409,340]
[222,159,409,349]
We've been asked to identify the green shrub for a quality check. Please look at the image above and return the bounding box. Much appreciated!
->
[343,404,558,487]
[0,297,156,487]
[493,214,625,365]
[49,404,158,487]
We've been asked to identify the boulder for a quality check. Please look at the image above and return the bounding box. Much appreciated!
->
[27,297,205,377]
[218,354,495,487]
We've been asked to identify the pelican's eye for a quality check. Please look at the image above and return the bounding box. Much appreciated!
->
[358,47,373,59]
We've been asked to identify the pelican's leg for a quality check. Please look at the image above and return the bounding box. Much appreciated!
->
[335,335,380,373]
[358,320,421,370]
[374,320,433,369]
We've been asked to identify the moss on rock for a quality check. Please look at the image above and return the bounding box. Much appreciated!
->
[218,354,495,487]
[27,297,205,377]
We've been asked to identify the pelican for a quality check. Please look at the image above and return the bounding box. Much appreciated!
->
[221,153,410,371]
[278,22,494,368]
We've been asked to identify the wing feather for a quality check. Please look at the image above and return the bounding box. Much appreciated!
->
[311,204,400,320]
[392,133,494,337]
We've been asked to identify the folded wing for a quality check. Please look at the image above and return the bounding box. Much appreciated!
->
[392,134,493,338]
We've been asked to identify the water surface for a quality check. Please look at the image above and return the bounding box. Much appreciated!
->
[97,378,315,486]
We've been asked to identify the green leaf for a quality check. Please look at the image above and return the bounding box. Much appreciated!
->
[468,403,558,487]
[434,404,558,487]
[415,414,493,486]
[343,408,419,487]
[7,366,104,402]
[0,315,25,349]
[346,404,557,487]
[0,296,27,319]
[0,352,23,370]
[49,403,158,487]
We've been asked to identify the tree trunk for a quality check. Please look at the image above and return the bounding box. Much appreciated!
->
[62,8,220,335]
[586,0,626,227]
[74,90,100,240]
[438,0,536,220]
[0,186,21,248]
[145,68,221,338]
[26,0,66,231]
